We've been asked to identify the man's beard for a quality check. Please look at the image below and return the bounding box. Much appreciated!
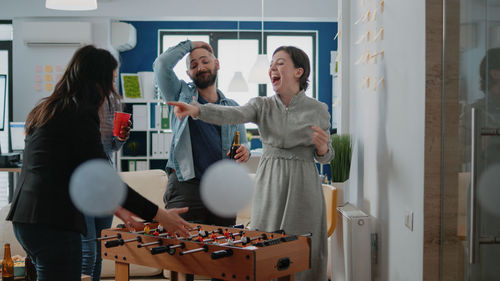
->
[193,69,217,89]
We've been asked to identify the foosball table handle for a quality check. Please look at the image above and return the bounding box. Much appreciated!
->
[105,239,124,248]
[210,249,234,260]
[150,245,175,255]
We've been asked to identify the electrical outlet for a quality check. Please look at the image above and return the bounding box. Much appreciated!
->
[404,210,414,231]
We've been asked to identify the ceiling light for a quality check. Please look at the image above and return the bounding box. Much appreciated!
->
[248,0,270,84]
[229,22,249,92]
[248,55,270,84]
[228,71,249,92]
[46,0,97,11]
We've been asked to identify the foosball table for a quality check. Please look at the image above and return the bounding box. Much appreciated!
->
[100,223,311,281]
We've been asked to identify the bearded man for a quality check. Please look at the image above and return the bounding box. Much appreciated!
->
[153,42,249,273]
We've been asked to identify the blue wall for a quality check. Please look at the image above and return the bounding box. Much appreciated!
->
[120,20,337,113]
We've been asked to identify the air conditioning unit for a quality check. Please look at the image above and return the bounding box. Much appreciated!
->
[111,22,136,52]
[22,21,92,47]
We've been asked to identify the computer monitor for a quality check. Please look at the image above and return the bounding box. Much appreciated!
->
[0,74,6,131]
[9,122,25,152]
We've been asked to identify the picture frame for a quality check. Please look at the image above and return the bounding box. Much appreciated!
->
[120,73,143,100]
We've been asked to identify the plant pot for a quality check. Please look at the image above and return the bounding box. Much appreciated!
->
[331,179,348,206]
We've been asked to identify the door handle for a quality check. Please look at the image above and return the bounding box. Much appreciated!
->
[469,108,478,264]
[480,128,500,136]
[478,236,500,244]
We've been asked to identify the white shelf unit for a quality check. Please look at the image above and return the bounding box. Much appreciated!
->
[116,99,172,172]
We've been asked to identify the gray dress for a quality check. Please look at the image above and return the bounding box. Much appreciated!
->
[197,91,334,281]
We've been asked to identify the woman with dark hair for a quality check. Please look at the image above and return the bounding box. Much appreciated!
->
[479,47,500,94]
[6,45,191,281]
[168,46,333,281]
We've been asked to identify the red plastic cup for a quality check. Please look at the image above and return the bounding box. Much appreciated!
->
[113,112,131,137]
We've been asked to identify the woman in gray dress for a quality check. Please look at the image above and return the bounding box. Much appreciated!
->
[169,45,334,281]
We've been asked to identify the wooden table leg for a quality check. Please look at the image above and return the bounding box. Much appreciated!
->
[277,275,294,281]
[115,262,130,281]
[171,271,189,281]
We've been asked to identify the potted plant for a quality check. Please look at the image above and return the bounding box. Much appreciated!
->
[246,132,253,150]
[126,141,139,156]
[330,134,352,206]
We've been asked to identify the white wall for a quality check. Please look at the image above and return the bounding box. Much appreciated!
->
[12,18,112,121]
[0,0,337,22]
[342,0,425,280]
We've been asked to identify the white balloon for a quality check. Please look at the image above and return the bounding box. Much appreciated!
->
[200,160,255,218]
[477,164,500,216]
[69,159,126,217]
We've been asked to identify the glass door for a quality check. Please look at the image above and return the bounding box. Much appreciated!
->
[442,0,500,280]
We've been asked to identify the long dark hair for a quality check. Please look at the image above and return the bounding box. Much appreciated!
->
[26,45,118,134]
[479,47,500,93]
[273,46,311,91]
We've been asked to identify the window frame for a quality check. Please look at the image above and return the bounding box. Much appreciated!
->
[0,20,13,204]
[0,20,12,124]
[158,29,317,99]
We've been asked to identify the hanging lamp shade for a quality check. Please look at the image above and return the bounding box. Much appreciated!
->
[228,71,249,92]
[249,0,269,84]
[46,0,97,11]
[248,54,270,84]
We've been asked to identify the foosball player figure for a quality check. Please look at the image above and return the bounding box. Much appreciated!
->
[157,225,164,233]
[144,225,151,235]
[198,228,208,238]
[210,232,218,242]
[153,230,160,236]
[241,233,249,245]
[223,229,231,239]
[254,237,262,246]
[196,235,204,243]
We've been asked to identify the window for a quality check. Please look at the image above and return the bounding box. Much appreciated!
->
[217,39,259,106]
[0,21,12,131]
[0,21,12,208]
[159,30,316,99]
[0,25,12,41]
[159,30,316,130]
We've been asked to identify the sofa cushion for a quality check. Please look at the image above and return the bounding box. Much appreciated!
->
[119,169,168,208]
[235,173,255,227]
[100,169,168,278]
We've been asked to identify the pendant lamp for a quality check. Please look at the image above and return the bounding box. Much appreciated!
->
[228,22,249,92]
[46,0,97,11]
[228,71,249,92]
[248,0,270,84]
